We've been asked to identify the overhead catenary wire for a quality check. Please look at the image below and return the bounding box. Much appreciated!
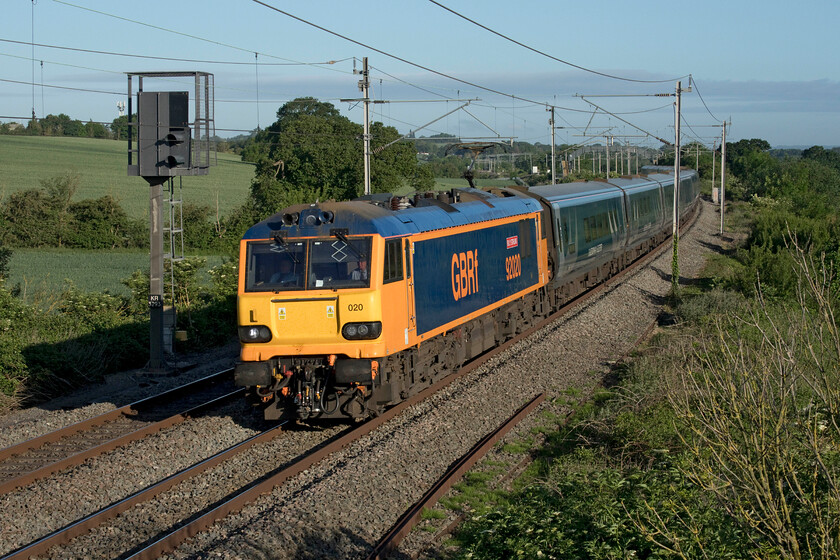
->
[10,7,547,138]
[426,0,688,85]
[0,38,351,67]
[46,0,353,75]
[0,50,349,101]
[4,3,723,150]
[0,77,122,96]
[689,77,722,123]
[0,75,352,106]
[250,0,595,114]
[368,64,451,100]
[578,96,673,145]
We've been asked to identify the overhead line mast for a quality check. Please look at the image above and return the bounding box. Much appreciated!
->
[359,57,371,196]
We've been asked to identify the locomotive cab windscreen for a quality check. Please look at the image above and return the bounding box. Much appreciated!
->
[245,236,372,292]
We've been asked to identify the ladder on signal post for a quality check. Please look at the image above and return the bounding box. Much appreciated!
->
[163,177,184,353]
[164,176,185,298]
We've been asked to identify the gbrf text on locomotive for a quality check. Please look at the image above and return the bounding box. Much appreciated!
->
[451,249,478,301]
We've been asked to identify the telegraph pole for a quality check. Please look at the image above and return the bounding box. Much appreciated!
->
[359,57,371,196]
[720,121,727,234]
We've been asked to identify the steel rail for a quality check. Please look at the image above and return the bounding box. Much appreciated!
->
[8,201,704,560]
[377,201,705,558]
[1,420,285,560]
[0,368,235,495]
[366,393,546,560]
[124,202,704,560]
[418,313,666,557]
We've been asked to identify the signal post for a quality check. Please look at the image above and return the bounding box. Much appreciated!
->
[127,71,214,372]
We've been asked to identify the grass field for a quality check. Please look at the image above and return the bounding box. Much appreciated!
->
[0,135,255,219]
[0,135,515,297]
[7,249,225,300]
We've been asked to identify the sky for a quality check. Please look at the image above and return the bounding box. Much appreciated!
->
[3,0,840,149]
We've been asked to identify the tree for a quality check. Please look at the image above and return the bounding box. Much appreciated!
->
[370,121,423,193]
[0,247,11,281]
[802,145,840,173]
[249,98,360,204]
[68,195,132,249]
[725,138,771,164]
[109,115,136,141]
[43,173,79,247]
[39,113,84,137]
[84,120,108,139]
[1,189,56,246]
[245,98,430,217]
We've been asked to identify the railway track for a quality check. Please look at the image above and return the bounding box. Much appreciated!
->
[0,369,239,496]
[387,306,667,559]
[53,212,697,559]
[0,203,704,560]
[367,393,546,560]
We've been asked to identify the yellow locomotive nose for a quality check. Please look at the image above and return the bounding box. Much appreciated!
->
[238,288,382,362]
[270,297,339,344]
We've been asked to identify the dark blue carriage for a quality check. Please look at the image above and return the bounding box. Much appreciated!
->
[528,181,627,282]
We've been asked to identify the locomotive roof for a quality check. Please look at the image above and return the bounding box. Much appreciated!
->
[242,187,542,240]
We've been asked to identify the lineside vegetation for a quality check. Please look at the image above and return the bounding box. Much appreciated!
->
[445,142,840,559]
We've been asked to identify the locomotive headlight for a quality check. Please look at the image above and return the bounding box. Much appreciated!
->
[341,321,382,340]
[238,325,272,343]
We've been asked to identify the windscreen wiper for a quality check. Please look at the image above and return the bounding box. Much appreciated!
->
[270,230,303,264]
[330,228,365,258]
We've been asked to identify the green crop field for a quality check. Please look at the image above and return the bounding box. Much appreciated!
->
[7,249,225,300]
[0,135,255,219]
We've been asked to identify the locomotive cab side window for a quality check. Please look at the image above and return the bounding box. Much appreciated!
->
[383,239,403,284]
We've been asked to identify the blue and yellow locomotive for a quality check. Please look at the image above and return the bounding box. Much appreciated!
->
[235,168,699,421]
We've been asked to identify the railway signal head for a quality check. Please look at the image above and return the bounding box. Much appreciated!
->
[136,91,193,177]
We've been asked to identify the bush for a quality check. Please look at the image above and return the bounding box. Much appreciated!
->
[455,456,745,560]
[668,243,840,559]
[0,173,148,249]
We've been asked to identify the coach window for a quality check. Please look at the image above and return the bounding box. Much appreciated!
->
[383,239,403,284]
[562,211,575,254]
